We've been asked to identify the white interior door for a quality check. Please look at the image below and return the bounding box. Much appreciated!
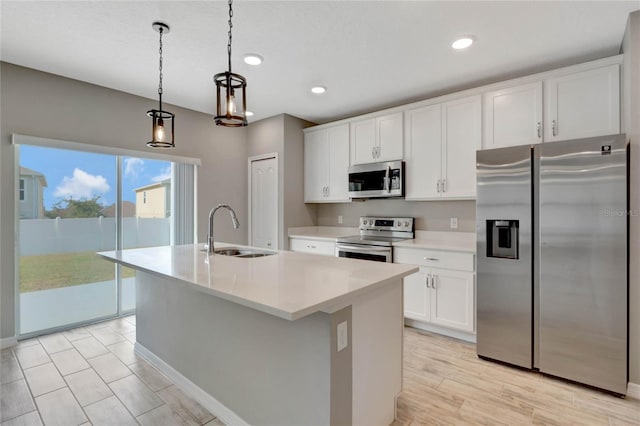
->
[250,156,278,249]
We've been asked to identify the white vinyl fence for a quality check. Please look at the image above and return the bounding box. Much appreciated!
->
[20,217,170,256]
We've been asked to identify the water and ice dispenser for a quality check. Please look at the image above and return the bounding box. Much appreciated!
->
[486,220,519,259]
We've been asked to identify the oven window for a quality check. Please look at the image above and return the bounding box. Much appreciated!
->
[339,251,388,262]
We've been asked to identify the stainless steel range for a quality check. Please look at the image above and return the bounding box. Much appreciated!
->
[336,216,414,263]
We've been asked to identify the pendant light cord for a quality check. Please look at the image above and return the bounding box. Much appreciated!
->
[158,26,164,110]
[227,0,233,73]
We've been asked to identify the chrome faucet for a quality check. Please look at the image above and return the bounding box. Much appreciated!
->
[207,204,240,254]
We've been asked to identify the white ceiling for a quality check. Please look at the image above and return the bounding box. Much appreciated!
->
[2,1,639,124]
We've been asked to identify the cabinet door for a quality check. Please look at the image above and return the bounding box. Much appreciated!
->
[377,112,404,162]
[442,95,481,198]
[484,82,543,148]
[404,104,442,199]
[544,64,620,142]
[350,118,376,165]
[403,270,430,322]
[430,269,475,332]
[326,124,350,201]
[304,130,328,202]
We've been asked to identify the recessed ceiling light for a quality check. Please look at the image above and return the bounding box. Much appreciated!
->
[245,111,254,117]
[311,86,327,94]
[452,37,474,50]
[243,54,263,65]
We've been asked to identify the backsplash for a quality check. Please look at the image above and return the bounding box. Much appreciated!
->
[316,200,476,232]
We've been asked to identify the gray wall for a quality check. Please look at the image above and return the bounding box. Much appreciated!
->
[317,199,476,232]
[247,114,316,250]
[0,62,248,339]
[137,271,339,425]
[622,10,640,386]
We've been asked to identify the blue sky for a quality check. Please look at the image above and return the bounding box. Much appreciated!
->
[20,145,171,209]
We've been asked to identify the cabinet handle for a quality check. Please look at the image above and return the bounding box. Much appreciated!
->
[552,120,557,137]
[437,180,441,193]
[307,245,316,249]
[442,179,447,193]
[536,122,541,138]
[424,257,439,261]
[432,275,437,289]
[377,146,380,159]
[372,146,375,159]
[325,186,329,197]
[426,275,431,288]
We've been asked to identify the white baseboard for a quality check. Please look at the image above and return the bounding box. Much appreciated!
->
[627,382,640,400]
[0,336,17,349]
[134,342,249,426]
[404,319,477,344]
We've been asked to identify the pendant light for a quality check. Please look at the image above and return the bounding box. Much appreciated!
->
[214,0,248,127]
[147,22,175,148]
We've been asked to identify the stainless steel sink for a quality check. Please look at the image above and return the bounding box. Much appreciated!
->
[201,246,275,258]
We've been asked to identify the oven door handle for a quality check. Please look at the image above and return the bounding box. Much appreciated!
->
[336,244,391,253]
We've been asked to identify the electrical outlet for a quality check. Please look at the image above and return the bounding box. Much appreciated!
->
[337,321,348,352]
[338,215,343,224]
[450,217,458,229]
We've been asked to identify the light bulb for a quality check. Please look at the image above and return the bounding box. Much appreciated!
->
[155,117,166,141]
[227,93,237,115]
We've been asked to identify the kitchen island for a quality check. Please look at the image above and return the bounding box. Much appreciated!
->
[98,244,417,426]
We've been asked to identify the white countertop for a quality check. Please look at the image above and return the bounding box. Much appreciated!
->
[98,244,417,321]
[288,226,359,241]
[288,227,476,253]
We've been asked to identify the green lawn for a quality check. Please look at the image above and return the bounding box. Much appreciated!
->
[20,252,135,293]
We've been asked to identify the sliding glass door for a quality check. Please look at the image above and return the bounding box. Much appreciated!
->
[119,156,173,312]
[18,145,173,336]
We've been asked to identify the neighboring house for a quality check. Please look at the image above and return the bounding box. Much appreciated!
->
[134,179,171,218]
[101,201,136,217]
[19,166,47,219]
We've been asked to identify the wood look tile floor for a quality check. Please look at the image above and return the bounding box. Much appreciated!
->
[2,319,638,425]
[394,327,640,426]
[0,316,224,426]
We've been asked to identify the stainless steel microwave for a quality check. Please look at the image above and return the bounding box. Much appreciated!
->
[348,160,404,199]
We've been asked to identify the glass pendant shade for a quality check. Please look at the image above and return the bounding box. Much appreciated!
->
[214,71,247,127]
[147,109,175,148]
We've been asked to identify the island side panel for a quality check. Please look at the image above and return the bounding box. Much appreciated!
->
[351,279,404,426]
[135,271,333,426]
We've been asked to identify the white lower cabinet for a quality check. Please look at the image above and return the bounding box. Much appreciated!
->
[395,247,475,335]
[402,267,475,333]
[289,238,336,256]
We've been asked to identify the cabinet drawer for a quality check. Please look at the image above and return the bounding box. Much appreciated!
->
[289,238,336,257]
[394,247,474,272]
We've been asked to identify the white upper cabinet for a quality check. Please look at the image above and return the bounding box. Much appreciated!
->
[326,124,350,201]
[484,82,543,148]
[304,129,327,202]
[350,118,376,165]
[442,95,482,198]
[376,112,404,161]
[544,64,620,142]
[404,95,480,200]
[304,123,350,203]
[350,112,403,165]
[404,104,442,199]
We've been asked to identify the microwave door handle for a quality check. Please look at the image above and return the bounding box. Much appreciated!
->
[384,166,391,192]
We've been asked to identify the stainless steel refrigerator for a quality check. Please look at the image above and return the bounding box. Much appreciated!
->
[476,134,628,395]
